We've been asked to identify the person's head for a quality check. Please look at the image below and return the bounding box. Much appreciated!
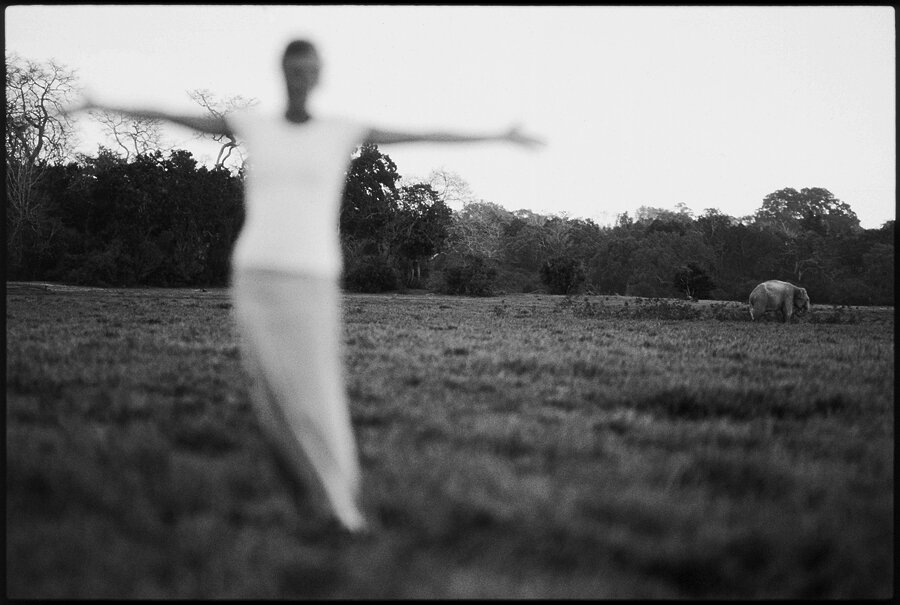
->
[282,39,321,97]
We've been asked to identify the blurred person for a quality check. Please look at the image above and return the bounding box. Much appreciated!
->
[62,39,543,532]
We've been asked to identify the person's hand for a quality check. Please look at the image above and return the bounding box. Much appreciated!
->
[503,124,545,149]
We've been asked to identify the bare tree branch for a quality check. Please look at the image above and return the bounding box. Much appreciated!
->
[187,88,257,170]
[5,53,81,271]
[93,110,166,160]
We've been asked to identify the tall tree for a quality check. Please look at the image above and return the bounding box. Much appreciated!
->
[862,242,894,305]
[502,217,547,272]
[392,183,452,286]
[635,204,694,226]
[587,226,640,295]
[539,216,573,258]
[340,143,401,258]
[5,52,81,277]
[715,223,787,297]
[696,208,738,282]
[423,168,476,210]
[566,218,604,263]
[626,230,714,297]
[445,200,513,261]
[754,187,860,237]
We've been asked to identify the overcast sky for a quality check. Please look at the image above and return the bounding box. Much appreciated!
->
[5,5,895,228]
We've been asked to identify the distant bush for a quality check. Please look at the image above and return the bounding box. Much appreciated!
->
[440,254,498,296]
[708,301,750,321]
[343,255,399,292]
[494,266,542,294]
[808,305,860,324]
[672,262,715,300]
[58,244,129,287]
[625,297,703,320]
[557,295,756,321]
[540,256,587,295]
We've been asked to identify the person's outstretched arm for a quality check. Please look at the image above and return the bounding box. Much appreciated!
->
[59,95,232,137]
[366,124,544,148]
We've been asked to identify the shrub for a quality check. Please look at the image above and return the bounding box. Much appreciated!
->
[673,262,715,300]
[808,305,859,325]
[59,239,136,287]
[540,256,586,295]
[708,302,750,321]
[625,298,703,320]
[343,255,399,292]
[494,267,540,294]
[440,254,498,296]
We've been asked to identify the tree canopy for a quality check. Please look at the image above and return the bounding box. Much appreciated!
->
[6,55,892,307]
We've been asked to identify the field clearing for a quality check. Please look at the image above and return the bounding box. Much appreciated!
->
[5,283,894,598]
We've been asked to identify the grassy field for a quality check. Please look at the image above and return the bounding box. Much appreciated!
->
[5,283,894,598]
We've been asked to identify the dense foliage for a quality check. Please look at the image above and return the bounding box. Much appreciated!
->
[339,144,453,292]
[540,255,587,295]
[5,142,894,305]
[5,54,893,305]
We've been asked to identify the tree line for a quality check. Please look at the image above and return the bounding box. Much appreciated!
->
[6,53,894,305]
[444,190,893,306]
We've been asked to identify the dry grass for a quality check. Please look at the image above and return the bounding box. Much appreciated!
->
[6,284,894,598]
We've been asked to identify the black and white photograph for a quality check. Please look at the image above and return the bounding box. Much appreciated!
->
[5,4,894,599]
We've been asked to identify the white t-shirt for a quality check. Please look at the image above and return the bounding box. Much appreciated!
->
[228,111,369,277]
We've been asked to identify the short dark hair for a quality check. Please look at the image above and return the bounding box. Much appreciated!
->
[283,39,317,64]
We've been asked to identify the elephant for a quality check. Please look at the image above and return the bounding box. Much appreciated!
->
[748,280,810,323]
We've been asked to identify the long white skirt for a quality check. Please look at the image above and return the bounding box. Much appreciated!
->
[231,268,365,532]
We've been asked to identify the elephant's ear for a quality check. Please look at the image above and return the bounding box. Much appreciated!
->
[796,287,808,301]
